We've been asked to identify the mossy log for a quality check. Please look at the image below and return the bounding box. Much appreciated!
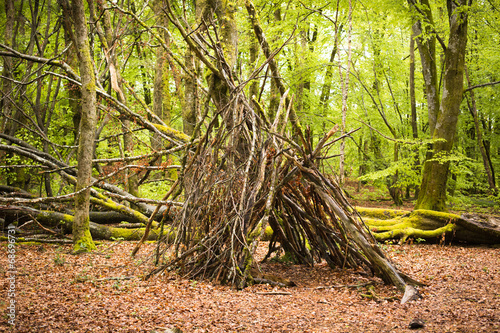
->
[358,208,500,244]
[88,211,154,224]
[0,206,167,241]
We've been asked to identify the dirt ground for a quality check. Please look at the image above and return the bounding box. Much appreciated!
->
[1,240,499,333]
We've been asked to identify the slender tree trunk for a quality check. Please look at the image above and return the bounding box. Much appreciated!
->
[153,0,172,147]
[409,26,418,141]
[319,45,338,132]
[1,0,31,190]
[267,8,281,119]
[465,67,496,192]
[338,0,353,184]
[411,0,440,137]
[409,25,420,199]
[415,0,470,211]
[71,0,97,253]
[295,30,307,115]
[1,0,14,134]
[248,29,259,103]
[98,1,140,198]
[195,0,237,127]
[183,46,197,136]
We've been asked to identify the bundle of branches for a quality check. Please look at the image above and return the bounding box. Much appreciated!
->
[148,87,414,294]
[142,0,418,297]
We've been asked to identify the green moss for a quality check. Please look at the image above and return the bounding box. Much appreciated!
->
[363,218,400,227]
[247,221,262,243]
[84,80,96,93]
[153,123,190,143]
[106,226,172,241]
[372,223,456,242]
[356,207,408,220]
[263,226,273,241]
[369,221,411,232]
[73,228,96,254]
[365,209,460,242]
[413,209,460,221]
[37,211,74,225]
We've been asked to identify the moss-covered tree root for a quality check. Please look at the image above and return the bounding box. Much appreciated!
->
[358,208,500,244]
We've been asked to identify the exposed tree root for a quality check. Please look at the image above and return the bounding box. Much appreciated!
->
[359,208,500,244]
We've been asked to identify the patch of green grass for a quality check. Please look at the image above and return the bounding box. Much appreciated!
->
[53,253,66,266]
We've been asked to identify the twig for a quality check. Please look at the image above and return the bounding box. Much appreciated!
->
[314,281,378,290]
[255,291,292,296]
[95,276,136,282]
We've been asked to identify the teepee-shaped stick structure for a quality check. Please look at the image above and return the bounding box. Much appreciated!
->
[147,2,419,301]
[147,84,416,299]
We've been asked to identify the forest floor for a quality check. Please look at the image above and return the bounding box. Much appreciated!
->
[1,182,499,332]
[1,239,499,332]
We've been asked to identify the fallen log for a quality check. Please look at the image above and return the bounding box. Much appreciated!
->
[0,206,165,241]
[88,211,147,224]
[359,208,500,244]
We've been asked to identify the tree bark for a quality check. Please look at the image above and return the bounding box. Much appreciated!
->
[153,0,172,145]
[338,0,353,185]
[71,0,97,253]
[409,26,418,141]
[409,26,420,199]
[319,45,338,132]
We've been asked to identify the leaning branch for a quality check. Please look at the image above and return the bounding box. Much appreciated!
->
[0,46,190,145]
[463,80,500,93]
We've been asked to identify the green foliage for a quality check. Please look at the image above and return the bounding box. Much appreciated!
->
[0,0,498,211]
[270,251,298,266]
[358,155,420,190]
[74,270,91,283]
[53,253,66,266]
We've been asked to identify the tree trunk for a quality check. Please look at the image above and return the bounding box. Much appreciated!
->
[71,0,97,253]
[414,0,470,211]
[248,27,260,105]
[183,46,197,136]
[319,45,338,132]
[338,0,353,185]
[153,0,172,146]
[267,8,282,120]
[411,0,440,137]
[1,0,14,134]
[464,67,497,193]
[262,206,500,245]
[409,26,418,141]
[409,26,420,199]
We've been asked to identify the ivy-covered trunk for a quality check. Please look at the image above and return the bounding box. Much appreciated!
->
[71,0,97,253]
[414,0,470,211]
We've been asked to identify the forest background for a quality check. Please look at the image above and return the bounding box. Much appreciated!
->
[1,0,499,248]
